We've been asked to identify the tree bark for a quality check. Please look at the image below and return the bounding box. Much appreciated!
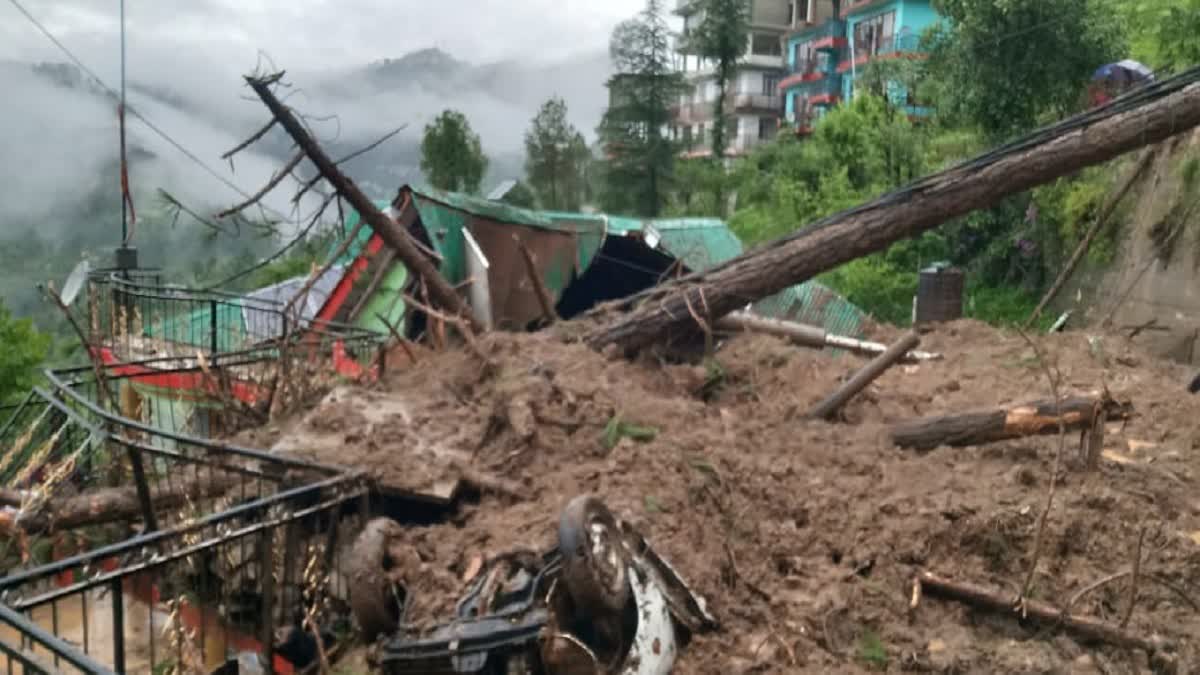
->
[1024,147,1157,328]
[808,332,920,420]
[0,471,245,535]
[584,80,1200,353]
[244,74,476,330]
[889,396,1132,451]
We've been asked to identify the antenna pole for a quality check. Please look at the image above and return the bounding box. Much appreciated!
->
[119,0,127,244]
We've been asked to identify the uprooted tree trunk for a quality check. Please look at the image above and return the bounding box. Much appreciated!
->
[583,79,1200,353]
[244,73,477,330]
[889,395,1133,451]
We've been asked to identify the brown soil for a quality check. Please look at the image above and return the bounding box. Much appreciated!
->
[260,320,1200,674]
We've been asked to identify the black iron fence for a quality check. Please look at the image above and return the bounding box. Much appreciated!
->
[0,475,368,674]
[84,274,384,364]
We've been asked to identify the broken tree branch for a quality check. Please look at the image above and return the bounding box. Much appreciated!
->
[217,151,306,219]
[889,394,1132,451]
[292,124,408,205]
[516,237,559,324]
[1025,147,1157,328]
[222,118,278,160]
[244,73,475,328]
[916,572,1171,659]
[807,331,919,420]
[583,73,1200,353]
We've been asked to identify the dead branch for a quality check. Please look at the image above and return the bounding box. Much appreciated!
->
[916,572,1172,660]
[1123,526,1147,628]
[402,293,491,366]
[1016,330,1066,603]
[292,124,408,205]
[1025,147,1156,328]
[582,76,1200,354]
[375,313,418,365]
[244,73,474,328]
[515,237,559,324]
[222,118,278,159]
[217,151,306,219]
[807,331,919,420]
[282,213,367,320]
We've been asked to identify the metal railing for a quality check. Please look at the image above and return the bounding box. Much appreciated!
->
[85,274,384,364]
[0,367,368,673]
[789,18,846,43]
[852,33,922,61]
[0,475,368,674]
[732,93,782,111]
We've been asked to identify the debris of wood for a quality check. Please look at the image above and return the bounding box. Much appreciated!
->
[0,470,246,536]
[583,78,1200,353]
[807,332,920,420]
[516,237,560,325]
[244,73,476,329]
[889,395,1133,451]
[916,572,1174,665]
[716,312,941,362]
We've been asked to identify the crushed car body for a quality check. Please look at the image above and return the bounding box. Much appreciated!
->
[353,495,717,674]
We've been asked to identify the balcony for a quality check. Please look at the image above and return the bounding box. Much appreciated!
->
[838,33,924,72]
[802,74,843,105]
[840,0,887,18]
[732,93,783,113]
[787,19,848,48]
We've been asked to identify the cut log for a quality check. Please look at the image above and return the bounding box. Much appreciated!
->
[917,571,1171,660]
[890,396,1133,451]
[244,74,476,330]
[0,470,246,535]
[808,332,920,420]
[584,76,1200,353]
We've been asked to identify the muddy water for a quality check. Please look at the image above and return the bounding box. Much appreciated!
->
[0,587,255,674]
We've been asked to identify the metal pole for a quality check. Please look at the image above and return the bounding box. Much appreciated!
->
[111,577,126,674]
[119,0,128,244]
[210,299,219,354]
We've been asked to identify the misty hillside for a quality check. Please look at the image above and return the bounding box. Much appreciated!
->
[0,48,612,326]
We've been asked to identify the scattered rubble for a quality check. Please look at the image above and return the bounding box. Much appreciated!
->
[248,319,1200,672]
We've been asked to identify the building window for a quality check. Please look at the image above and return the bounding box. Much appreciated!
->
[762,74,781,95]
[758,117,778,140]
[853,11,896,58]
[751,33,783,57]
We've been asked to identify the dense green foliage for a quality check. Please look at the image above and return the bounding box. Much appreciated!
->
[0,299,51,404]
[925,0,1123,140]
[596,0,688,216]
[498,181,539,209]
[420,110,489,194]
[524,98,592,210]
[694,0,749,159]
[1119,0,1200,74]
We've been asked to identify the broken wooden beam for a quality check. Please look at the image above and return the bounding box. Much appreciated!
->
[916,572,1172,662]
[516,237,560,324]
[890,395,1133,451]
[808,331,920,420]
[716,312,941,362]
[583,73,1200,353]
[244,74,477,330]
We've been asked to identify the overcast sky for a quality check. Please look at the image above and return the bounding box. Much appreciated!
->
[0,0,646,77]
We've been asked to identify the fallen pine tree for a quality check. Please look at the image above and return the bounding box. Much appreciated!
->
[582,69,1200,353]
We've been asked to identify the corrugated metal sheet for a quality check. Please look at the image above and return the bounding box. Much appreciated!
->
[553,212,868,338]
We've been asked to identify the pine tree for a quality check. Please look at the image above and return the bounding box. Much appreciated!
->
[695,0,749,159]
[524,98,592,211]
[597,0,688,217]
[419,110,489,194]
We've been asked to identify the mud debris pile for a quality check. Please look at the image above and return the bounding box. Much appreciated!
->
[248,320,1200,673]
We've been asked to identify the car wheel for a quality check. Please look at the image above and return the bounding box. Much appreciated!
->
[557,495,630,616]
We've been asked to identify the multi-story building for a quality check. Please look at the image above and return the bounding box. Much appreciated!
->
[671,0,797,158]
[779,0,939,134]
